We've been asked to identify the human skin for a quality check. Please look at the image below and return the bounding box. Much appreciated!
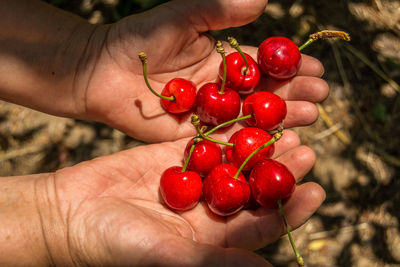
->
[0,129,324,266]
[0,0,328,143]
[0,0,329,265]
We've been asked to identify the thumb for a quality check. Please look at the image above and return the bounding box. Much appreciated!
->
[166,0,268,32]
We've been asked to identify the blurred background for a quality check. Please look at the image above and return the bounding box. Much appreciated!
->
[1,0,399,266]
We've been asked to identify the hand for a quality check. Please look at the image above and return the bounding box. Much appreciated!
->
[0,0,328,143]
[23,130,324,267]
[77,0,328,142]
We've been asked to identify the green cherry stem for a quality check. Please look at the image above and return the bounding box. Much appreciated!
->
[298,38,314,52]
[187,114,251,150]
[204,114,253,136]
[181,140,196,173]
[233,131,283,179]
[196,124,234,147]
[191,114,234,147]
[228,37,249,74]
[216,41,227,94]
[138,52,175,101]
[278,199,304,267]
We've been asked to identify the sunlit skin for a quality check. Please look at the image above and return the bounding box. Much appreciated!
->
[1,0,328,143]
[0,0,330,266]
[2,129,326,266]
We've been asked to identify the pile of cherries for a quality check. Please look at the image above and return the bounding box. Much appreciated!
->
[139,30,349,266]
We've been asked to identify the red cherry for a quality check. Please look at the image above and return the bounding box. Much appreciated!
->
[242,91,287,131]
[225,131,238,164]
[249,159,296,208]
[203,163,250,216]
[257,36,301,80]
[194,82,241,126]
[225,127,275,171]
[160,78,197,114]
[160,166,202,211]
[138,53,197,114]
[184,139,222,177]
[218,52,260,94]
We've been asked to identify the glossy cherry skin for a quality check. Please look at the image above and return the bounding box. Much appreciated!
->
[184,139,222,177]
[249,159,296,209]
[225,127,275,171]
[160,166,202,211]
[219,52,261,94]
[242,91,287,131]
[257,37,301,80]
[194,82,241,126]
[203,163,250,216]
[160,78,197,114]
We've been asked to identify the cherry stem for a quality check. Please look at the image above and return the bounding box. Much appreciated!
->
[216,41,227,94]
[196,124,234,147]
[278,199,304,267]
[204,114,253,136]
[191,114,234,147]
[298,30,351,52]
[190,113,253,147]
[138,52,175,101]
[182,140,196,173]
[228,37,249,74]
[298,38,314,51]
[233,131,283,179]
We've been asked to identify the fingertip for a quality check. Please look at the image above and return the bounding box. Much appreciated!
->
[305,182,326,204]
[317,78,330,102]
[287,76,330,103]
[285,101,319,128]
[284,182,326,229]
[296,145,317,171]
[298,54,325,77]
[275,145,316,182]
[272,129,301,158]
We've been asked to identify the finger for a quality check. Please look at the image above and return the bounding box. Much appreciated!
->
[284,101,319,128]
[262,76,329,103]
[271,130,300,158]
[151,237,272,267]
[273,145,316,182]
[297,54,325,77]
[226,182,325,250]
[171,0,268,32]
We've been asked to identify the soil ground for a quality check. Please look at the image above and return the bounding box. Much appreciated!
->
[1,0,400,266]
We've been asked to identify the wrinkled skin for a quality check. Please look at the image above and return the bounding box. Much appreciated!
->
[76,0,328,142]
[35,130,325,266]
[1,0,330,266]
